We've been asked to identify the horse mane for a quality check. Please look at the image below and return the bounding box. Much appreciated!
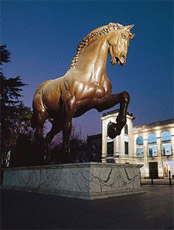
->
[68,22,124,71]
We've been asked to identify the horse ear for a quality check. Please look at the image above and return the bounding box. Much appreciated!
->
[129,33,135,39]
[125,24,134,31]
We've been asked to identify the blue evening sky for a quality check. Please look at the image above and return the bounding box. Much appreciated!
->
[1,0,173,138]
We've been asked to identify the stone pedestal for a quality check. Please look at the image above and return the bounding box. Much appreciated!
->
[2,163,144,199]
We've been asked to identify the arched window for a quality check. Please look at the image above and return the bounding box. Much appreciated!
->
[161,131,171,142]
[148,134,157,157]
[125,124,128,135]
[136,136,144,157]
[161,131,172,156]
[136,136,143,145]
[107,122,113,137]
[148,134,156,144]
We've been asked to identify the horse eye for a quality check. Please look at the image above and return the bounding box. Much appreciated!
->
[122,35,127,39]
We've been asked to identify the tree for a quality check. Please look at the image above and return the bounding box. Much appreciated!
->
[49,125,94,163]
[0,45,32,167]
[0,45,10,64]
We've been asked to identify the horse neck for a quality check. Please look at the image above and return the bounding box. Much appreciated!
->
[73,36,109,81]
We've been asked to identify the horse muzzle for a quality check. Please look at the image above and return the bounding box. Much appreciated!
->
[119,55,126,66]
[111,56,126,66]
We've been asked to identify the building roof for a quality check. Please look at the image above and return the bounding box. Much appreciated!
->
[134,118,174,129]
[87,134,102,141]
[102,109,134,118]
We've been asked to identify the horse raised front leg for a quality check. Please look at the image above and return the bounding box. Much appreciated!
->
[108,92,130,138]
[96,91,130,139]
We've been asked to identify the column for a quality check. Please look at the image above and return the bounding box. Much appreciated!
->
[171,130,174,175]
[143,136,149,178]
[156,135,163,178]
[101,119,107,163]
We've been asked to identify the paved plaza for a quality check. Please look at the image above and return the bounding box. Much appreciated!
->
[141,178,174,186]
[1,185,174,229]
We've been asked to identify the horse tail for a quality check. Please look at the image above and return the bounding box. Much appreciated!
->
[31,80,51,130]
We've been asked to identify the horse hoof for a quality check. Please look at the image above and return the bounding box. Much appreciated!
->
[107,122,121,139]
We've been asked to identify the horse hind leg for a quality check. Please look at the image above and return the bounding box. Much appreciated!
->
[31,111,46,144]
[45,121,63,144]
[30,111,48,164]
[44,121,63,162]
[46,117,73,164]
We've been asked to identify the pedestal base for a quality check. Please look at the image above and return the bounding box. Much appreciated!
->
[2,163,145,199]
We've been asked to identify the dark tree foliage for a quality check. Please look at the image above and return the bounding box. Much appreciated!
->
[0,45,33,167]
[49,126,96,164]
[0,45,10,64]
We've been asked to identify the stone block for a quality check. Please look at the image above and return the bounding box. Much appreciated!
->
[2,163,145,199]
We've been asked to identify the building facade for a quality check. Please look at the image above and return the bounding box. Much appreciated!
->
[87,134,102,162]
[101,109,174,178]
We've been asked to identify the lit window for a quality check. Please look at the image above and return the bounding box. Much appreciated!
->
[136,147,144,158]
[161,131,172,156]
[161,131,171,142]
[125,141,129,155]
[162,143,172,156]
[136,136,144,157]
[148,134,157,157]
[148,134,156,144]
[148,145,157,157]
[136,136,143,145]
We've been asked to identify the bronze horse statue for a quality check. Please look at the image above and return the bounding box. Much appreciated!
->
[31,22,135,162]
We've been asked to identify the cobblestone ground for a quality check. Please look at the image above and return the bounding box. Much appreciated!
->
[1,185,174,229]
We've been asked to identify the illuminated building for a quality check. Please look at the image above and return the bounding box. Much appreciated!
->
[101,109,174,178]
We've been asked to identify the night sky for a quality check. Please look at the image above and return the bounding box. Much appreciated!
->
[2,0,173,138]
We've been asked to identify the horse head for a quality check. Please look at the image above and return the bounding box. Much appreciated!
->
[108,24,135,66]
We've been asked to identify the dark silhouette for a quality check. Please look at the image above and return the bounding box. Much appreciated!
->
[0,45,32,167]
